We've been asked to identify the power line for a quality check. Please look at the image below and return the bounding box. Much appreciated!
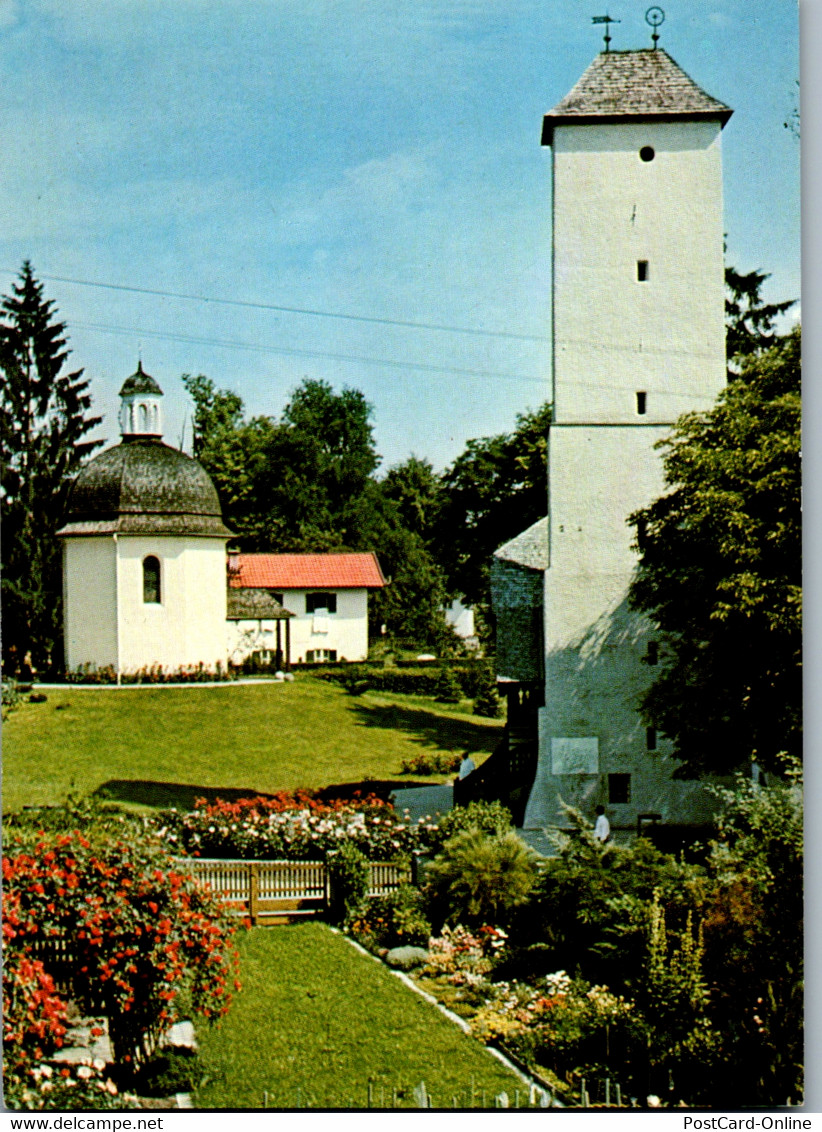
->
[2,269,550,344]
[72,320,549,386]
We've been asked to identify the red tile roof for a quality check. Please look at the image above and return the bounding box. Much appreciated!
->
[229,552,386,590]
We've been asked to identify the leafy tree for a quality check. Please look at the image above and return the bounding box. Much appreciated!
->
[380,455,444,545]
[0,263,101,675]
[185,375,452,643]
[182,373,273,541]
[436,403,550,611]
[629,327,801,777]
[725,265,795,371]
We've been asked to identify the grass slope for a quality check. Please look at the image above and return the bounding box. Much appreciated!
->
[195,923,521,1109]
[2,677,502,812]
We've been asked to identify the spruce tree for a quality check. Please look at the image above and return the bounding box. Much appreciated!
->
[0,263,102,675]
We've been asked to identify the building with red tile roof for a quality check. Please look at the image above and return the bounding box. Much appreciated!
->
[226,551,386,666]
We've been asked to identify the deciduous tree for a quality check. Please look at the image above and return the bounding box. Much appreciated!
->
[629,328,801,777]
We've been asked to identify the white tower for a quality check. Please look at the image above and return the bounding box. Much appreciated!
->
[523,48,733,837]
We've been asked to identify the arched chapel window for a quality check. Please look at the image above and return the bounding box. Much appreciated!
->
[139,403,148,431]
[143,556,161,604]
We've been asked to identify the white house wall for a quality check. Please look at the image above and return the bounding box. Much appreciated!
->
[228,588,370,664]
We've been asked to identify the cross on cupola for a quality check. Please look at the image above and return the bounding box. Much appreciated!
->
[119,360,164,439]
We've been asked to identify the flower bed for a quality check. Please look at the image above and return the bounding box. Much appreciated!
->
[156,793,441,862]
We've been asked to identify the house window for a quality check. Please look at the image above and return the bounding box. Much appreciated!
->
[306,592,337,614]
[306,649,337,663]
[646,727,657,751]
[639,145,655,162]
[608,773,631,804]
[143,556,161,604]
[270,591,284,605]
[636,391,647,415]
[637,260,649,282]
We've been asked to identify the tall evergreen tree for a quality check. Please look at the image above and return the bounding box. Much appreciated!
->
[725,265,795,371]
[0,263,101,674]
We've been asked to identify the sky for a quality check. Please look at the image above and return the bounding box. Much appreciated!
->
[0,0,801,472]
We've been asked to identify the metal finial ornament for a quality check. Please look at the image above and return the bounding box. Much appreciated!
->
[645,6,665,48]
[592,13,621,52]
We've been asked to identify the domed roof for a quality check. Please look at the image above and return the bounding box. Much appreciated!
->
[119,360,163,398]
[57,438,233,538]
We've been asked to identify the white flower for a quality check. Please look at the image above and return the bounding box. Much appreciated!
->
[93,1059,106,1071]
[647,1095,662,1108]
[77,1065,93,1079]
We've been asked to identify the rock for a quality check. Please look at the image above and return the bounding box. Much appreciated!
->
[385,946,429,970]
[163,1020,197,1050]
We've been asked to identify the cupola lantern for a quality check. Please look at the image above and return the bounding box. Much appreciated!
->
[119,361,163,438]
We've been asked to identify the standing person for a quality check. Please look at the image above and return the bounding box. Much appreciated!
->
[593,804,611,843]
[458,752,476,780]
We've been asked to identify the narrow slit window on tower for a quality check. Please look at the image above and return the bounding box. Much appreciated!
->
[608,773,631,804]
[143,556,161,604]
[636,391,647,415]
[637,260,649,282]
[646,726,658,751]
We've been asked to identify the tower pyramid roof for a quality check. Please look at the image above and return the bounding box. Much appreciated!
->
[542,49,732,144]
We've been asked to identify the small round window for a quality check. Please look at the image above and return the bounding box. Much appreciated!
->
[639,146,655,163]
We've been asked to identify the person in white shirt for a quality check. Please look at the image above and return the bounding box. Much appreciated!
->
[458,753,476,780]
[593,804,611,842]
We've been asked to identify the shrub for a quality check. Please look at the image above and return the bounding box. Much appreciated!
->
[428,799,513,853]
[2,953,68,1077]
[2,678,23,719]
[350,884,431,950]
[400,751,460,776]
[472,668,502,718]
[2,831,240,1068]
[425,829,537,929]
[325,842,370,926]
[4,1060,138,1111]
[434,666,462,704]
[129,1047,201,1097]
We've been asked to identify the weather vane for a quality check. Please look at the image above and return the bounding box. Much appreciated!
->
[592,13,620,53]
[645,6,665,48]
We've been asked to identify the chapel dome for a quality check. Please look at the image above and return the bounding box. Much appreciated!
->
[57,438,233,538]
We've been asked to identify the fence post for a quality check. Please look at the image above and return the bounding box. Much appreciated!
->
[249,862,260,925]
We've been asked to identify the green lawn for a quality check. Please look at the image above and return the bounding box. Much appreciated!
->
[195,923,523,1109]
[2,677,503,813]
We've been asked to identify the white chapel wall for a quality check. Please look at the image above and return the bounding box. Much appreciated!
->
[116,535,228,672]
[63,538,118,671]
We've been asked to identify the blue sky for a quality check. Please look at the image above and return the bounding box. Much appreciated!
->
[0,0,800,471]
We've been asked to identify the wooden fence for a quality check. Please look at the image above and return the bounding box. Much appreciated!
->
[177,858,412,924]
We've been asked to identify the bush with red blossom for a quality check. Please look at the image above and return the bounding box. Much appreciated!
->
[2,830,241,1076]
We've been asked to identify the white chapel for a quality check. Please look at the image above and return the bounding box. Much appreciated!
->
[491,46,733,841]
[58,365,385,676]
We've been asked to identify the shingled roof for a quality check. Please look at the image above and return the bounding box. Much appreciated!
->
[542,49,732,144]
[226,587,293,620]
[57,438,233,538]
[229,553,386,590]
[494,517,549,572]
